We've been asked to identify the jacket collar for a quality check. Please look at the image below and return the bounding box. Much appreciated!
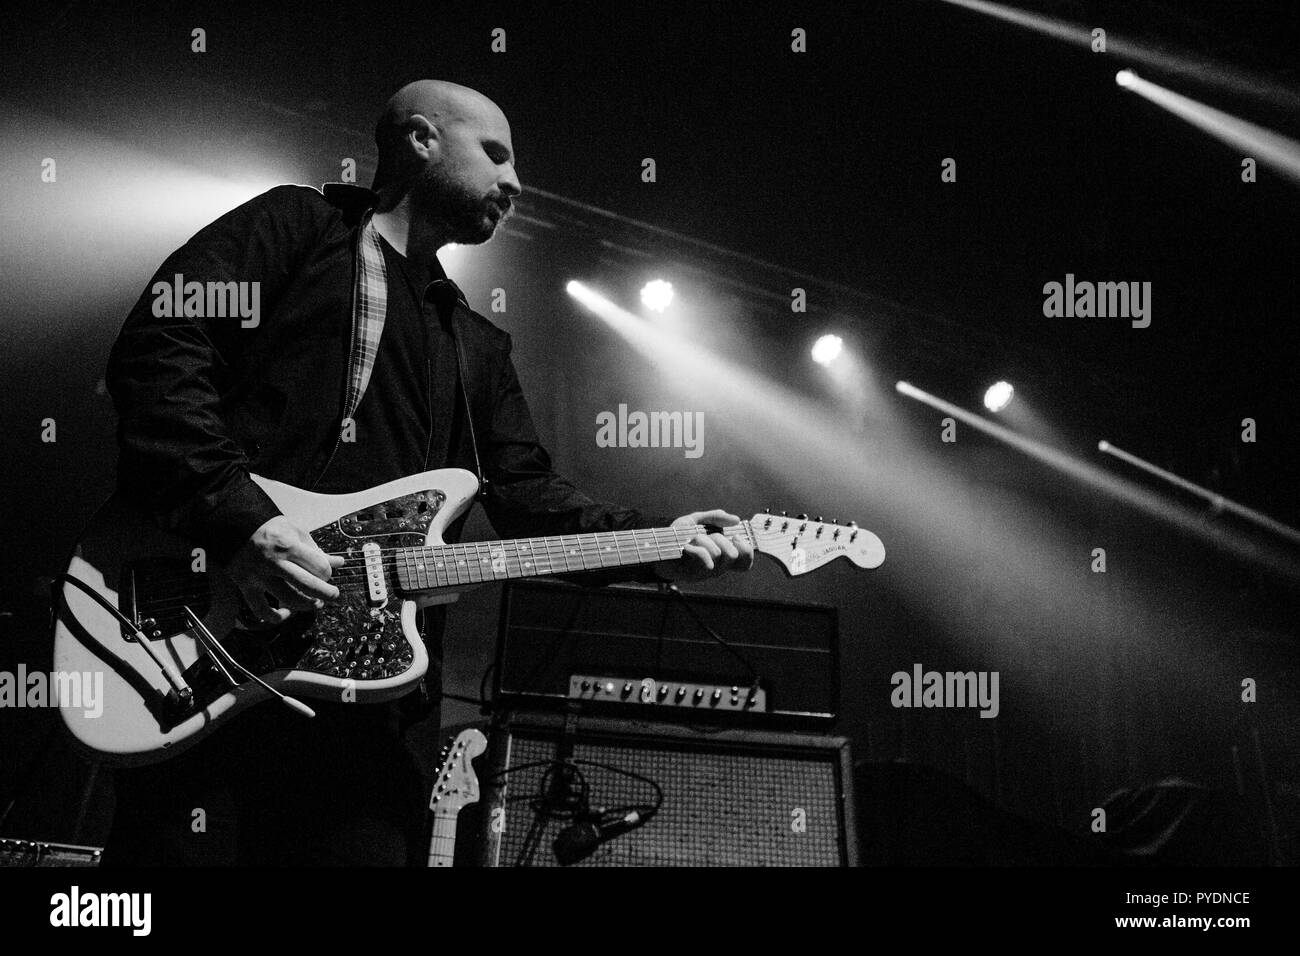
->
[320,182,469,311]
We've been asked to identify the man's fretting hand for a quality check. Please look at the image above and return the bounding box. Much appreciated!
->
[226,516,344,625]
[653,509,756,583]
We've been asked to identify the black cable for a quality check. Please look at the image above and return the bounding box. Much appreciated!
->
[439,691,483,708]
[567,757,663,823]
[488,754,664,865]
[664,583,764,695]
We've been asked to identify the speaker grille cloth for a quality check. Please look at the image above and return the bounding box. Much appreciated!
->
[494,732,844,866]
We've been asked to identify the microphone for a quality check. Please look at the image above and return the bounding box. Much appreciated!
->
[553,809,652,866]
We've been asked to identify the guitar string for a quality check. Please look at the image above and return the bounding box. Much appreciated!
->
[126,522,780,594]
[130,524,759,593]
[120,524,810,616]
[128,537,777,612]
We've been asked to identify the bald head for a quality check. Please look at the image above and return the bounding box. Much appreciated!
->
[373,80,512,191]
[369,79,521,249]
[377,80,499,139]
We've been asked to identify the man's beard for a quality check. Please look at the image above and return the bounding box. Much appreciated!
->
[414,163,503,245]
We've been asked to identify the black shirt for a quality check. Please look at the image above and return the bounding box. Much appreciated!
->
[313,234,440,494]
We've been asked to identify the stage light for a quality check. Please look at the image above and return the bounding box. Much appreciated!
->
[983,380,1014,412]
[1115,69,1137,90]
[939,0,1300,112]
[811,334,844,366]
[641,279,674,312]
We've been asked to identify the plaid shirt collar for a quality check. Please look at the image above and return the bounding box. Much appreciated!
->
[323,182,469,422]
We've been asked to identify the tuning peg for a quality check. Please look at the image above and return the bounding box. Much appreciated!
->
[763,505,771,514]
[830,518,839,525]
[816,515,823,522]
[796,513,808,520]
[848,520,857,527]
[780,510,787,517]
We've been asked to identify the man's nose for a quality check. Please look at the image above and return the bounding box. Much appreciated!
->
[500,166,522,199]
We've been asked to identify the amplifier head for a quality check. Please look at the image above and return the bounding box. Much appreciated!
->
[495,581,840,727]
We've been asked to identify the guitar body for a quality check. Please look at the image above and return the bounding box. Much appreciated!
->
[52,468,481,766]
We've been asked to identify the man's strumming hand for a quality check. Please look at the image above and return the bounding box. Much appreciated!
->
[226,516,345,625]
[652,509,755,583]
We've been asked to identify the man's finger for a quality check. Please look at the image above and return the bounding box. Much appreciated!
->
[737,539,756,570]
[239,585,291,625]
[711,533,740,562]
[687,509,740,527]
[291,544,336,582]
[683,543,716,572]
[278,559,341,601]
[269,577,321,612]
[691,535,722,560]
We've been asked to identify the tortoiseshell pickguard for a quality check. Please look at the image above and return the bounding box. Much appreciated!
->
[293,489,445,680]
[122,488,448,727]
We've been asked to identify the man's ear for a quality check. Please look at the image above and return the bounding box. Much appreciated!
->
[406,114,440,161]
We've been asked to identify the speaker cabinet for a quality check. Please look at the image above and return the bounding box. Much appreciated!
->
[476,712,856,867]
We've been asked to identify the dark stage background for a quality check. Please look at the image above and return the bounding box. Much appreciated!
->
[1,0,1297,862]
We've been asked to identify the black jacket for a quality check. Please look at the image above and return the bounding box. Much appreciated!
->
[106,182,661,572]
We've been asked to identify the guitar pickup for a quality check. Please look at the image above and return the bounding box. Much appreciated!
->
[361,542,388,607]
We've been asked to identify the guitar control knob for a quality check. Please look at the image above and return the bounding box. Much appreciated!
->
[675,687,686,700]
[658,685,669,698]
[694,688,704,702]
[712,689,722,703]
[581,680,591,691]
[623,682,633,696]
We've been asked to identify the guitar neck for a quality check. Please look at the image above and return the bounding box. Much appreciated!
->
[428,809,460,867]
[396,522,754,593]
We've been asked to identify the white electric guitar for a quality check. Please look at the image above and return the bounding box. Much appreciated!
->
[427,728,488,867]
[52,467,885,765]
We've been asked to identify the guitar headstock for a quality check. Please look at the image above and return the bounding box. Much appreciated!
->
[748,512,885,577]
[429,728,488,813]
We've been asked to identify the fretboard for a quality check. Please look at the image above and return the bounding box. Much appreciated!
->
[395,523,753,593]
[427,810,459,868]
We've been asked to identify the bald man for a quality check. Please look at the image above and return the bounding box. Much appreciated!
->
[100,81,752,866]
